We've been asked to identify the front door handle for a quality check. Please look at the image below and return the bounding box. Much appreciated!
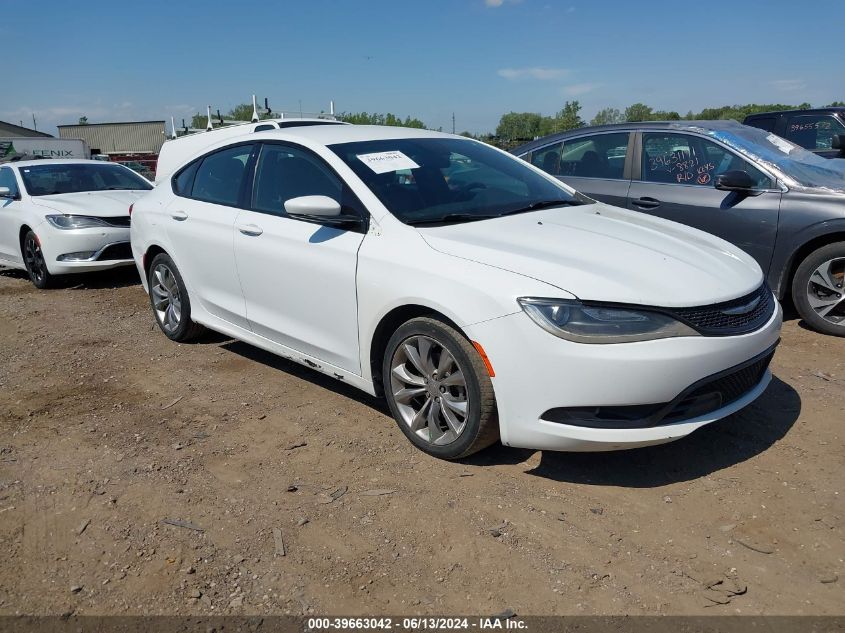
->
[631,197,661,209]
[170,210,188,221]
[236,223,263,236]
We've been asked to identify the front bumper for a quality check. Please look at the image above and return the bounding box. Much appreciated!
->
[35,223,134,275]
[463,298,782,452]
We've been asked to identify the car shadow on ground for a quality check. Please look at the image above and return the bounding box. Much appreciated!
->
[508,375,801,487]
[219,340,391,415]
[0,266,140,290]
[217,336,801,483]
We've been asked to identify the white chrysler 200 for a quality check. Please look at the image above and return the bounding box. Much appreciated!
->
[0,159,152,288]
[130,126,781,459]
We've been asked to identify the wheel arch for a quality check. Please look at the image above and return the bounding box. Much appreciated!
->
[18,224,33,253]
[783,231,845,301]
[142,244,168,279]
[368,303,465,398]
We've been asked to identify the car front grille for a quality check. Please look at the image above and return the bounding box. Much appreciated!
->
[100,216,131,227]
[666,283,774,336]
[661,348,776,423]
[96,242,133,261]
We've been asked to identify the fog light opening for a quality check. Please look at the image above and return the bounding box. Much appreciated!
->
[57,251,96,262]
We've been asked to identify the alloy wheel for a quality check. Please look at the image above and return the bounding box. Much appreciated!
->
[806,257,845,326]
[23,234,46,285]
[389,335,469,446]
[151,263,183,333]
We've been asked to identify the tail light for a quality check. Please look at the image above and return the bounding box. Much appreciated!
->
[128,203,134,216]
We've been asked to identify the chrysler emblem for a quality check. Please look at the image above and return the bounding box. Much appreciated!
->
[721,296,761,316]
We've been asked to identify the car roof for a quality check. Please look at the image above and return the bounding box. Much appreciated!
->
[248,124,457,146]
[5,158,118,169]
[745,107,845,118]
[511,120,751,154]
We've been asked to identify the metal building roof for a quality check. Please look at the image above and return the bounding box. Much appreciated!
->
[0,120,53,138]
[57,121,166,154]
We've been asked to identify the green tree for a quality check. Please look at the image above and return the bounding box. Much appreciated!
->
[652,110,681,120]
[543,100,584,134]
[228,103,256,121]
[827,101,845,107]
[495,112,543,141]
[191,113,206,128]
[591,107,623,126]
[337,112,426,128]
[625,103,654,122]
[78,116,88,125]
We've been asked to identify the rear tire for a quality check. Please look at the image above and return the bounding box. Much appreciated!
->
[792,242,845,337]
[147,253,205,342]
[22,231,54,289]
[382,316,499,459]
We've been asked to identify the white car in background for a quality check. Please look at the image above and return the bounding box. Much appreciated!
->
[0,159,152,288]
[130,125,781,459]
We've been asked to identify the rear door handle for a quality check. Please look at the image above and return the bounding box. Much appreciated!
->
[631,197,661,209]
[236,223,263,236]
[170,210,188,221]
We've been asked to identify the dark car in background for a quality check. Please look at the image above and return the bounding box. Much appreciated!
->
[513,121,845,336]
[744,108,845,159]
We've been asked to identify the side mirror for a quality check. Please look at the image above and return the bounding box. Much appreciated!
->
[714,170,756,192]
[0,186,14,199]
[833,134,844,154]
[284,195,341,218]
[283,195,361,229]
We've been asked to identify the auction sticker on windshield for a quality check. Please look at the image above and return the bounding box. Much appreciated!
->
[357,151,420,174]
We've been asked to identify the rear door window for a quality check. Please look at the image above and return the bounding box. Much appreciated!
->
[784,114,845,150]
[745,117,776,133]
[191,144,254,206]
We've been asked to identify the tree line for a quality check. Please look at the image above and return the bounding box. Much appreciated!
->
[190,104,425,129]
[188,99,844,148]
[490,100,845,147]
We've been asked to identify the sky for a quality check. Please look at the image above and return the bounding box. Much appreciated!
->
[3,0,843,136]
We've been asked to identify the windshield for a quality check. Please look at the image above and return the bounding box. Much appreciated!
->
[19,162,153,196]
[676,123,845,193]
[329,137,587,225]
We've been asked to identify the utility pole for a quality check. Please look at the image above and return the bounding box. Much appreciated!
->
[32,113,37,131]
[452,112,455,135]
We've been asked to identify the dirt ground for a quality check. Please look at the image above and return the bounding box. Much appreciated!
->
[0,266,842,617]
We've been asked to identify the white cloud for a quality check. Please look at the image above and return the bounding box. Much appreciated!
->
[498,67,571,81]
[485,0,522,7]
[771,79,806,92]
[566,6,576,12]
[561,82,601,96]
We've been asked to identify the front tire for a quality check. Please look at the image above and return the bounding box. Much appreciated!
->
[382,317,499,459]
[22,231,53,289]
[148,253,205,342]
[792,242,845,337]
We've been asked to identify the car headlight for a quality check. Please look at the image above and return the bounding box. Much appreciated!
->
[45,214,112,229]
[517,297,698,343]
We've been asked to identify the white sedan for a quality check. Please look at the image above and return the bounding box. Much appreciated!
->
[0,159,152,288]
[130,126,781,459]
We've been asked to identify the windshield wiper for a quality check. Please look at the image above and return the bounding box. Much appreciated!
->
[406,213,500,226]
[406,199,585,226]
[496,199,584,217]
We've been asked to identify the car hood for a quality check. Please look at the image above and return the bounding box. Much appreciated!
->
[418,203,762,308]
[30,190,147,217]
